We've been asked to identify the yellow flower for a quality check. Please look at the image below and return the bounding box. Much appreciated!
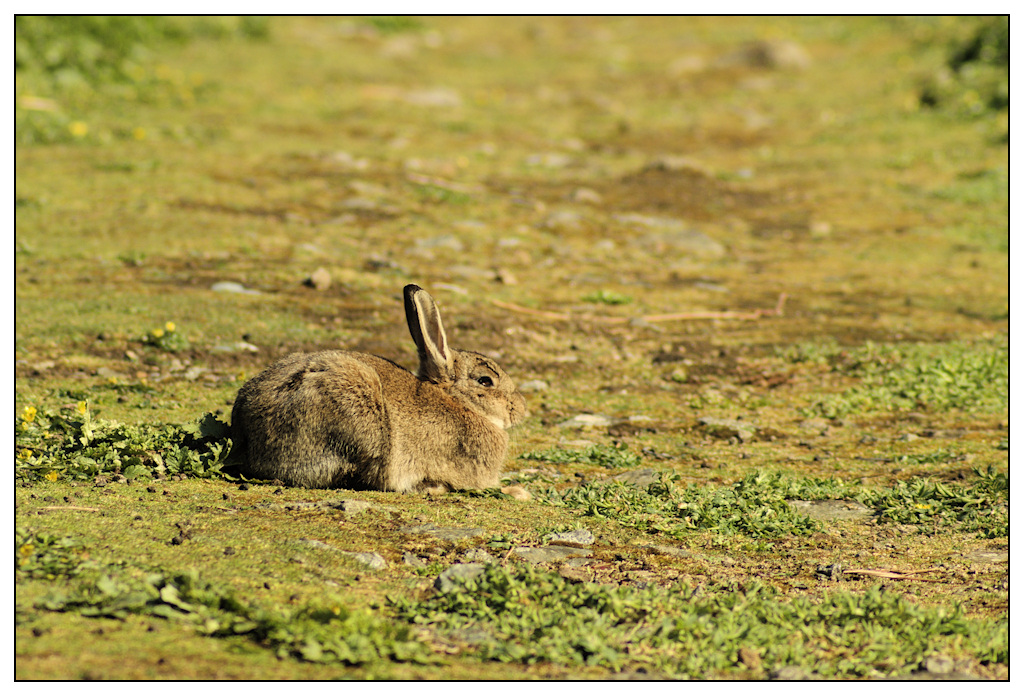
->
[68,121,89,138]
[45,471,60,482]
[152,328,165,339]
[76,401,88,416]
[165,322,176,332]
[20,543,35,558]
[132,127,147,141]
[18,449,33,459]
[22,406,37,423]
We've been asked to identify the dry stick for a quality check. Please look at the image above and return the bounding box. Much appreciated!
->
[843,567,944,582]
[491,293,788,324]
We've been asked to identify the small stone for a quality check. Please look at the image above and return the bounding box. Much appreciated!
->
[513,545,591,564]
[558,414,613,429]
[698,417,757,442]
[547,529,595,546]
[569,187,603,204]
[341,551,386,570]
[183,367,207,381]
[462,548,497,564]
[416,235,464,252]
[924,654,954,675]
[540,210,585,232]
[518,380,549,393]
[738,646,762,670]
[305,267,331,291]
[771,666,813,681]
[211,281,260,295]
[609,468,659,487]
[788,499,873,522]
[500,485,532,501]
[210,341,260,353]
[402,552,426,568]
[434,563,487,593]
[400,523,487,541]
[331,499,373,515]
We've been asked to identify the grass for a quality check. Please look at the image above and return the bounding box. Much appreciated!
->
[15,16,1007,680]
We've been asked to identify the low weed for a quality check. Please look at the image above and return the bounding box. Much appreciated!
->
[791,339,1007,417]
[391,562,1008,678]
[20,552,433,666]
[521,443,642,470]
[15,403,231,484]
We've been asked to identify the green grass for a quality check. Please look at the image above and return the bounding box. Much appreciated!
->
[16,15,1007,680]
[393,563,1007,678]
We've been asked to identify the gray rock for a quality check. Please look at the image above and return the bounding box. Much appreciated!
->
[400,523,487,541]
[924,654,954,675]
[558,414,613,429]
[964,549,1009,564]
[771,666,816,681]
[788,499,874,522]
[182,366,207,381]
[415,235,464,252]
[547,529,595,546]
[330,499,373,516]
[643,544,691,558]
[462,548,497,564]
[513,545,591,564]
[210,341,260,353]
[434,563,487,593]
[614,214,726,259]
[402,551,426,568]
[211,281,260,295]
[540,210,585,232]
[610,468,660,487]
[518,379,550,393]
[340,551,387,570]
[296,539,386,570]
[698,416,757,442]
[305,267,331,291]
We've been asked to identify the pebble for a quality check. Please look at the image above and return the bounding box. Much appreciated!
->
[609,468,660,487]
[305,267,331,291]
[403,87,462,108]
[211,281,260,295]
[402,551,426,568]
[329,499,373,516]
[434,563,487,593]
[540,210,586,232]
[614,214,726,259]
[788,499,873,522]
[462,548,497,564]
[296,539,386,570]
[569,187,602,204]
[416,235,464,252]
[547,529,595,546]
[400,523,487,541]
[210,341,260,353]
[557,414,613,429]
[513,545,591,565]
[518,379,549,393]
[698,416,758,443]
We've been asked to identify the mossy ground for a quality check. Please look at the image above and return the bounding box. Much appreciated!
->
[15,16,1007,680]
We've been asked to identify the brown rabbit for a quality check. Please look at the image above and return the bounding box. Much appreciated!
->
[230,285,527,492]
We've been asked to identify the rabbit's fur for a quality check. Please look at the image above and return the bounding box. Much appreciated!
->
[230,285,527,492]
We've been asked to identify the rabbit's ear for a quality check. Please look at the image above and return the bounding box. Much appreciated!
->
[404,285,454,383]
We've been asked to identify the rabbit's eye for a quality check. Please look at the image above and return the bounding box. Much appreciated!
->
[476,375,494,387]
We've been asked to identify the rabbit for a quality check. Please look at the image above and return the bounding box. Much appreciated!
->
[230,284,528,493]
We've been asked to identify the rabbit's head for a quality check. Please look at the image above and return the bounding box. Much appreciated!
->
[404,284,527,430]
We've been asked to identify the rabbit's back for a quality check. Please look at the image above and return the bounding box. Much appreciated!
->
[231,350,404,489]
